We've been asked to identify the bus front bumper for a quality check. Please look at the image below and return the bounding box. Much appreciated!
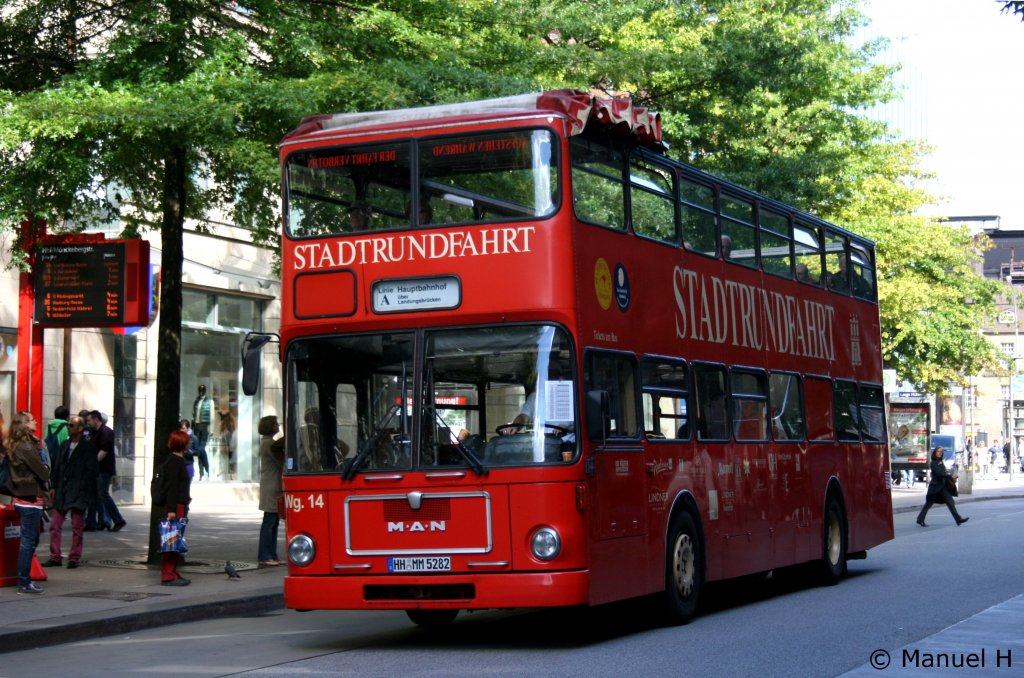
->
[284,570,590,611]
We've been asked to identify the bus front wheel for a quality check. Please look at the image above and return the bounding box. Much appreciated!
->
[406,609,459,627]
[664,510,702,625]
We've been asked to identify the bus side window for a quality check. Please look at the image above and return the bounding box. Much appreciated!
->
[641,358,688,440]
[694,364,729,441]
[850,243,877,300]
[681,178,716,255]
[760,209,792,278]
[768,372,805,441]
[858,384,885,442]
[794,221,823,285]
[730,369,768,441]
[719,193,757,268]
[571,137,626,231]
[833,380,860,441]
[630,154,677,244]
[585,351,639,438]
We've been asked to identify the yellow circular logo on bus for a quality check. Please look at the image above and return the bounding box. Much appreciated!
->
[594,257,612,310]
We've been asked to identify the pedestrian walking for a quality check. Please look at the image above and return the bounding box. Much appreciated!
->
[916,446,968,527]
[256,415,284,567]
[45,415,99,568]
[6,411,51,594]
[160,430,193,586]
[85,410,126,531]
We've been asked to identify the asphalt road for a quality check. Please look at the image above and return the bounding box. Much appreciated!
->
[4,499,1021,678]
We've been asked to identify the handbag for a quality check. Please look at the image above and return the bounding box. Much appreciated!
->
[159,518,189,553]
[946,475,959,497]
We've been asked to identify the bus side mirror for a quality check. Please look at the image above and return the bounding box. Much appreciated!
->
[585,390,610,443]
[241,332,279,396]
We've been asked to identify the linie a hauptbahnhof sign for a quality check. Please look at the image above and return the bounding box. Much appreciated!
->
[34,239,151,328]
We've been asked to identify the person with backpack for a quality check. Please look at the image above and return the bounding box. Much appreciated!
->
[44,415,98,569]
[44,405,70,467]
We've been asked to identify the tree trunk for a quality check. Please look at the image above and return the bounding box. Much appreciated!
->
[147,141,187,564]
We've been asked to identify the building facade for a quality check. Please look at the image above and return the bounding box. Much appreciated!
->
[0,221,282,506]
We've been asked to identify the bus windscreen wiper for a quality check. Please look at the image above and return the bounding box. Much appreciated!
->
[431,408,487,477]
[341,405,400,480]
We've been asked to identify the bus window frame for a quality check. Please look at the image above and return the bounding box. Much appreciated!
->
[570,135,629,233]
[759,206,794,280]
[729,366,770,442]
[718,191,758,269]
[768,370,806,442]
[583,348,642,442]
[640,355,690,442]
[833,378,861,442]
[858,382,886,443]
[794,220,824,287]
[628,150,680,247]
[693,361,731,442]
[679,172,718,258]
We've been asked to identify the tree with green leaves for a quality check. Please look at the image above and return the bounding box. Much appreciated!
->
[0,0,548,561]
[1,0,1004,531]
[537,0,1003,393]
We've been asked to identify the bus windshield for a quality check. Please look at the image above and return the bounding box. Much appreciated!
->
[285,129,559,237]
[286,324,577,474]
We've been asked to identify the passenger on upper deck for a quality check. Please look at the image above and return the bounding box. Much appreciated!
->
[827,254,869,296]
[720,234,733,260]
[405,198,433,226]
[795,262,816,284]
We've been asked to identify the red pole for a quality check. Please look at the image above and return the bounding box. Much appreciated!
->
[16,218,45,438]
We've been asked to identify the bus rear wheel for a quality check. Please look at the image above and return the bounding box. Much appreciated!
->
[406,609,459,627]
[664,510,702,625]
[819,495,847,585]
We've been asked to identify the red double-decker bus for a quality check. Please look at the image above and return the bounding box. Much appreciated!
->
[247,90,893,626]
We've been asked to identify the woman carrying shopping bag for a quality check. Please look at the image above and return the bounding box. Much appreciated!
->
[160,430,193,586]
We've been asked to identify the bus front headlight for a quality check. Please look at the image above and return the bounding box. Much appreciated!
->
[530,527,561,561]
[288,534,316,566]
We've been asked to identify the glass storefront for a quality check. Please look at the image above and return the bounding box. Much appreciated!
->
[0,329,16,432]
[180,289,263,482]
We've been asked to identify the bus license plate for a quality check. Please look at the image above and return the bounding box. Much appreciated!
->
[388,556,451,573]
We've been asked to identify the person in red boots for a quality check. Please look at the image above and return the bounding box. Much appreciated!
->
[160,430,193,586]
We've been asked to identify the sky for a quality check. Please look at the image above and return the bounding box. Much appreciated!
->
[859,0,1024,230]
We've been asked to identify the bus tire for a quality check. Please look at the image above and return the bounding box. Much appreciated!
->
[663,510,702,625]
[406,609,459,627]
[819,494,847,585]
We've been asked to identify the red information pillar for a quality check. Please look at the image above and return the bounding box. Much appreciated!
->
[15,219,44,437]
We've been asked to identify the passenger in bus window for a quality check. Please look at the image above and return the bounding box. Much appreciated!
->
[796,263,816,284]
[828,254,868,296]
[348,201,372,230]
[405,198,433,226]
[720,234,733,259]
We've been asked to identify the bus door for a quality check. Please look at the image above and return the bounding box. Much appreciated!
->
[585,350,649,604]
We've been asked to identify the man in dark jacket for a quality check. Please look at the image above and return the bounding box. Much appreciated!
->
[85,410,127,532]
[46,415,99,568]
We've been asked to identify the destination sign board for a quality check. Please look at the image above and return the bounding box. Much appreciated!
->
[34,239,151,327]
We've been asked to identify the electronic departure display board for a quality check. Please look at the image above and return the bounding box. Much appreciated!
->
[34,239,151,327]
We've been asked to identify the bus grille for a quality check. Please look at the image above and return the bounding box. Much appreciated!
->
[364,584,474,601]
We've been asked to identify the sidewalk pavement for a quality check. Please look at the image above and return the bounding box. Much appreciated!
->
[1,472,1023,654]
